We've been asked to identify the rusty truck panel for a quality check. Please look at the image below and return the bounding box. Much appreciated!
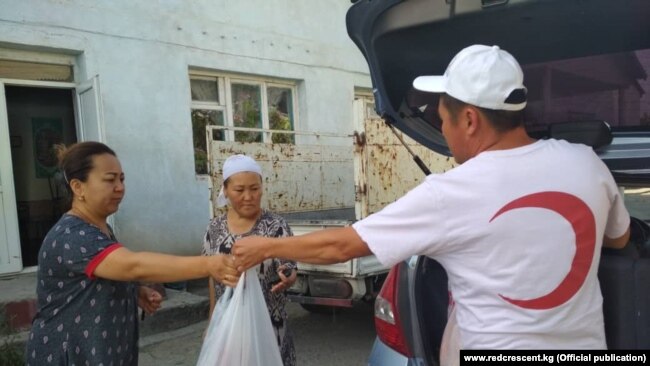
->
[209,137,354,216]
[208,119,454,220]
[354,115,456,218]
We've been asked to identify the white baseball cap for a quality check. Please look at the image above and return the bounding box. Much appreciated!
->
[413,44,527,111]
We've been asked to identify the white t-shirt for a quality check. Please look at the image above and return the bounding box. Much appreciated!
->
[353,139,630,349]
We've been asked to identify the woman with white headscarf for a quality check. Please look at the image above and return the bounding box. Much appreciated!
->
[202,154,297,366]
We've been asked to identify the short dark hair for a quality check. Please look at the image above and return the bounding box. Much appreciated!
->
[55,141,117,196]
[440,94,525,133]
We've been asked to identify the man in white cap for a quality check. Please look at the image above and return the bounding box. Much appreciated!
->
[232,45,631,350]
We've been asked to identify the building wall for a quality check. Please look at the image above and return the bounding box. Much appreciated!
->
[0,0,371,255]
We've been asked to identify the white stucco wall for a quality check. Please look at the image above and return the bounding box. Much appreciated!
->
[0,0,371,255]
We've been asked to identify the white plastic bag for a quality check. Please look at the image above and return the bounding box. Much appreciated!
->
[196,267,284,366]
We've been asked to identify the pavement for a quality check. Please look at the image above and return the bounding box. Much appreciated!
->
[0,273,212,357]
[0,271,37,304]
[138,301,377,366]
[1,274,377,365]
[139,320,207,365]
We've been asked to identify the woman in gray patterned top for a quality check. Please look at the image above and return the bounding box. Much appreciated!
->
[25,142,239,366]
[202,154,297,366]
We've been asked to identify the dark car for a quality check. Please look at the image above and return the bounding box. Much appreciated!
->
[345,0,650,364]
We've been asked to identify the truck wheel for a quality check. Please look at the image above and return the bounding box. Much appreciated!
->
[300,303,339,314]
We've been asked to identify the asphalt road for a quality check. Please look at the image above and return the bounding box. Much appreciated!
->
[139,301,377,366]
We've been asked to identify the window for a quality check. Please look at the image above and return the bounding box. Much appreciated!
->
[519,49,650,133]
[355,92,379,120]
[625,187,650,222]
[0,59,73,82]
[190,76,226,175]
[267,86,295,144]
[189,74,297,174]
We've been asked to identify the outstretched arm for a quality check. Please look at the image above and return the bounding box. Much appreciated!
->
[93,248,240,286]
[232,226,371,272]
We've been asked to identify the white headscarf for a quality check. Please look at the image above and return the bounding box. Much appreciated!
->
[216,154,263,207]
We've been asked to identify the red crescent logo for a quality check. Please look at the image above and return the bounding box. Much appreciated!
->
[490,191,596,310]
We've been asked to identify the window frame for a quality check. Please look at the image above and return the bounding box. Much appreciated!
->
[190,72,298,142]
[355,90,379,120]
[266,82,297,143]
[189,71,299,175]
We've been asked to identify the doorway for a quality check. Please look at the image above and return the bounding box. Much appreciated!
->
[6,86,77,267]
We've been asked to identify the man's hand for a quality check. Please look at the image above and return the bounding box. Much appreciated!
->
[208,254,241,287]
[138,286,163,315]
[271,265,297,293]
[232,236,269,272]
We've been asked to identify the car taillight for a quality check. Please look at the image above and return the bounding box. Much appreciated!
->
[374,265,412,357]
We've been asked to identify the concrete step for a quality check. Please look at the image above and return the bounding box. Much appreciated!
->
[0,272,38,331]
[140,319,208,349]
[140,288,209,337]
[1,282,210,333]
[1,277,210,357]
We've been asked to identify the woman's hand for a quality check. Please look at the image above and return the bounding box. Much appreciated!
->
[208,254,241,287]
[138,286,163,315]
[271,265,297,293]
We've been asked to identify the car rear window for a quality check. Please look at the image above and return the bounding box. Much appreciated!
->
[522,49,650,133]
[625,187,650,222]
[522,48,650,222]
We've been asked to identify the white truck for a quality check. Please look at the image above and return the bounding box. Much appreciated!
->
[207,98,455,311]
